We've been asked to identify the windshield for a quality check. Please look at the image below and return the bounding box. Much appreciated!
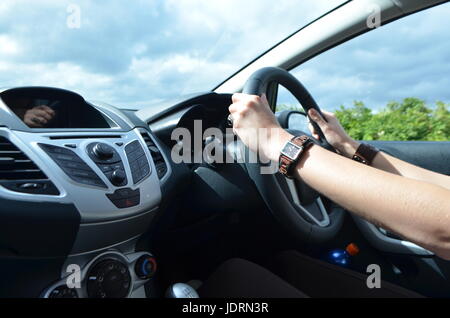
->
[0,0,345,110]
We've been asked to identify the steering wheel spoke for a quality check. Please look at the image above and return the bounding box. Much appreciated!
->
[242,66,345,243]
[285,179,330,227]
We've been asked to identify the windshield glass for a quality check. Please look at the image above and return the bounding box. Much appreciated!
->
[0,0,345,110]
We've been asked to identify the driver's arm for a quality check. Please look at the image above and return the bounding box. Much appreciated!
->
[308,109,450,191]
[229,93,450,260]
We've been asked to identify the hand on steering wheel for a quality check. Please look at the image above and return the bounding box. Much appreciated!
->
[229,93,293,162]
[229,66,345,244]
[308,109,360,159]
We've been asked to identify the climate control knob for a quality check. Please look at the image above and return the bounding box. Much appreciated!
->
[87,259,131,298]
[93,143,114,160]
[135,255,157,279]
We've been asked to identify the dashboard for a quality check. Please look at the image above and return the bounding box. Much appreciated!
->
[0,86,249,298]
[0,87,172,298]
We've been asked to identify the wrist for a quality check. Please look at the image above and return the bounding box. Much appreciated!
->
[265,128,293,162]
[339,139,361,158]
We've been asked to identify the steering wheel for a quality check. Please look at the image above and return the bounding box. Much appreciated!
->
[242,67,345,243]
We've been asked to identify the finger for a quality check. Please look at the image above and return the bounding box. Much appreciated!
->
[229,101,247,115]
[260,93,272,110]
[32,116,48,125]
[228,103,238,114]
[308,123,320,139]
[232,93,262,104]
[35,105,55,116]
[321,110,337,121]
[232,93,246,104]
[308,109,327,130]
[261,93,268,104]
[35,105,52,111]
[33,110,52,121]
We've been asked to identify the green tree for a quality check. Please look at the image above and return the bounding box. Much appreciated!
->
[335,98,450,141]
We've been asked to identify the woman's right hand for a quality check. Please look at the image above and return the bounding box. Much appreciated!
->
[23,105,55,128]
[308,109,360,158]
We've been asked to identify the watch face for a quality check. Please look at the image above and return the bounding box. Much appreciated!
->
[281,142,303,159]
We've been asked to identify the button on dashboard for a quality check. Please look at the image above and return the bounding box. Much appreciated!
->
[87,142,128,187]
[125,141,151,184]
[106,188,140,209]
[39,144,107,188]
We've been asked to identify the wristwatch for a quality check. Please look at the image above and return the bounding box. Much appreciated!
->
[352,143,380,166]
[279,135,314,179]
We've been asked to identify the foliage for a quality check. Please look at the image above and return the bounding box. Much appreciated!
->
[277,98,450,141]
[276,104,304,112]
[334,98,450,141]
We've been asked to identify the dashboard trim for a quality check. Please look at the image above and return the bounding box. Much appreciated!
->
[0,128,162,223]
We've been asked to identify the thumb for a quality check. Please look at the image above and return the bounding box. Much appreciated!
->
[261,93,269,104]
[308,109,327,130]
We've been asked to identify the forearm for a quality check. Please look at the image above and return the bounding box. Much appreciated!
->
[228,94,450,257]
[372,151,450,191]
[295,145,450,259]
[341,140,450,190]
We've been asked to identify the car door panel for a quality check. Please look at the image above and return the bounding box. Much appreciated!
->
[367,141,450,176]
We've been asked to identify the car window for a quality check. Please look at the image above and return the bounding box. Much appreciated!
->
[282,3,450,142]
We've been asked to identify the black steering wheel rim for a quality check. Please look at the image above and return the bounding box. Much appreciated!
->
[242,66,345,243]
[243,66,332,146]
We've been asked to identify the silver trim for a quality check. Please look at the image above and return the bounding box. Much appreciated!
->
[0,128,162,223]
[286,179,330,227]
[137,128,172,184]
[352,216,434,256]
[41,250,153,298]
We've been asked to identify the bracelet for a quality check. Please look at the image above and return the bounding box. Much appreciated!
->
[352,143,380,166]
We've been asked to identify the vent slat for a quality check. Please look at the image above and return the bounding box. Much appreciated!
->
[0,162,37,170]
[0,136,59,195]
[140,131,167,179]
[0,151,22,154]
[0,171,47,180]
[0,137,48,181]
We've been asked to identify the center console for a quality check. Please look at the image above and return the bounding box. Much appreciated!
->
[0,86,170,298]
[43,249,157,298]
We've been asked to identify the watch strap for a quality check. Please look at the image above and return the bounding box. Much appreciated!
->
[352,143,380,166]
[279,136,313,178]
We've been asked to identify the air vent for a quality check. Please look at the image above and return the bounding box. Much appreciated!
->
[140,131,168,179]
[0,136,59,195]
[49,135,122,140]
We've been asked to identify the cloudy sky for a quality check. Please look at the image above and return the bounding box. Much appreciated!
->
[289,1,450,111]
[0,0,449,112]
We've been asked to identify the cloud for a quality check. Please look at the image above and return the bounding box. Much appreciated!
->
[289,2,450,111]
[0,0,343,109]
[0,35,19,56]
[1,0,449,114]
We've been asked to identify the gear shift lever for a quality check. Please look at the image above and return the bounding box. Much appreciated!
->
[166,283,200,298]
